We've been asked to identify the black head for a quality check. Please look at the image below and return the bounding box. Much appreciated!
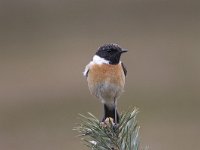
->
[95,44,127,64]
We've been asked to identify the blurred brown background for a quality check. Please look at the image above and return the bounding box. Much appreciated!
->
[0,0,200,150]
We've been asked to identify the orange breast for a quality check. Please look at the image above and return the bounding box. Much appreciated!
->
[87,63,125,87]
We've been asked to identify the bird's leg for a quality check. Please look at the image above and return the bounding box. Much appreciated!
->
[114,97,117,124]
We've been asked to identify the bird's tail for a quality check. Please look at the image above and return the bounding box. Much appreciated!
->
[103,104,119,123]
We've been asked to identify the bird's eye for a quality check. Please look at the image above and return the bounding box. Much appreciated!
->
[106,49,112,52]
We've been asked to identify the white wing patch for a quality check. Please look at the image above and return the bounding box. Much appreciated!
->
[83,55,109,77]
[83,62,92,77]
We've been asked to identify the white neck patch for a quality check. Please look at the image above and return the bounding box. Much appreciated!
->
[92,55,109,64]
[83,55,109,77]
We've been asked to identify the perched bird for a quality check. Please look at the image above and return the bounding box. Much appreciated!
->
[83,43,127,123]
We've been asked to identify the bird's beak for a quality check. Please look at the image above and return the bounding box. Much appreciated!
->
[121,49,128,53]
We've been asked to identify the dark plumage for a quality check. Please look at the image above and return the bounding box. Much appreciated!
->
[96,44,128,65]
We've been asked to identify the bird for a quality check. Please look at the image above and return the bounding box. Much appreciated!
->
[83,43,127,123]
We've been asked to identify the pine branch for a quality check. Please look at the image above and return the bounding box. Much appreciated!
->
[74,108,142,150]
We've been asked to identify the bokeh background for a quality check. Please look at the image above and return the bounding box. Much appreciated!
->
[0,0,200,150]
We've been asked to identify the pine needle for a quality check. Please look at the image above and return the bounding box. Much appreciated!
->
[74,108,143,150]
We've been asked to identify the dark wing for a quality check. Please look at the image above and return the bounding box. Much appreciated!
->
[121,62,127,76]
